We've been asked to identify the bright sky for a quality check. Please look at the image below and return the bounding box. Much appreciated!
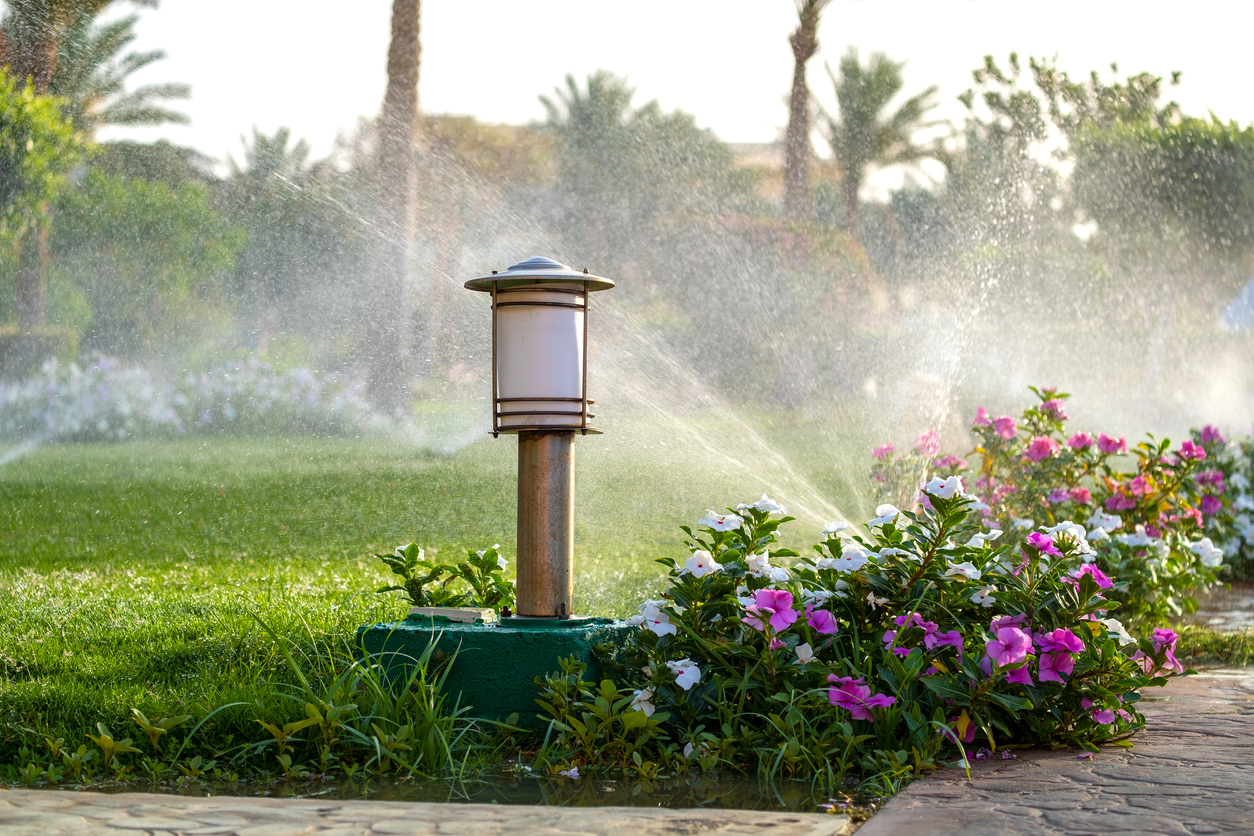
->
[97,0,1254,170]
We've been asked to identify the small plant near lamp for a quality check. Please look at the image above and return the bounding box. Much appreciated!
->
[375,543,517,620]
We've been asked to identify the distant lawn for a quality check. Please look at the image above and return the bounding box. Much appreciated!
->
[0,432,871,761]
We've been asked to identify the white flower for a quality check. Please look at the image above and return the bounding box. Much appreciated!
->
[1012,518,1035,530]
[877,547,918,563]
[1189,537,1225,568]
[945,561,982,582]
[1043,521,1094,556]
[866,592,889,610]
[821,520,850,536]
[1236,515,1254,542]
[497,555,509,571]
[1236,495,1254,512]
[627,614,645,626]
[1099,618,1137,646]
[557,766,580,779]
[747,552,788,581]
[1087,510,1124,532]
[969,498,991,513]
[699,510,743,531]
[1087,527,1109,543]
[1116,524,1156,548]
[476,543,502,559]
[666,658,702,691]
[1231,472,1250,490]
[735,585,755,607]
[640,600,677,637]
[396,544,424,560]
[966,529,1003,549]
[736,494,787,517]
[630,688,655,717]
[824,547,870,572]
[682,550,723,577]
[682,741,710,759]
[923,475,963,499]
[970,587,997,607]
[795,643,815,664]
[868,504,904,528]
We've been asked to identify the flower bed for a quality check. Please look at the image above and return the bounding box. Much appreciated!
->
[0,355,369,442]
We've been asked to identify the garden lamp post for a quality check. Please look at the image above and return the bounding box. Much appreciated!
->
[465,256,615,618]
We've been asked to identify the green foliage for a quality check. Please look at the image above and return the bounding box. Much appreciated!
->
[46,169,244,352]
[0,68,83,246]
[375,542,516,611]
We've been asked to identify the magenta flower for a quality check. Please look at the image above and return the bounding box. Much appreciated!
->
[1195,470,1225,491]
[1199,425,1225,445]
[1006,665,1034,686]
[1038,651,1075,683]
[949,715,976,743]
[828,675,896,721]
[769,637,786,650]
[927,629,964,656]
[743,589,798,632]
[1201,495,1222,515]
[872,443,895,459]
[1067,432,1093,450]
[1105,493,1137,512]
[1068,564,1114,589]
[1024,436,1060,462]
[1145,524,1162,538]
[1046,488,1069,504]
[805,606,837,635]
[989,613,1027,632]
[1177,440,1206,461]
[1034,628,1085,654]
[1126,475,1151,496]
[985,627,1033,666]
[993,416,1017,440]
[1096,433,1127,454]
[915,430,941,456]
[1081,698,1116,725]
[934,455,969,470]
[973,407,991,427]
[1069,487,1092,504]
[1040,399,1069,421]
[1026,531,1063,557]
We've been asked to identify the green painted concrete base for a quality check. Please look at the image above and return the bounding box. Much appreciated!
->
[356,615,633,727]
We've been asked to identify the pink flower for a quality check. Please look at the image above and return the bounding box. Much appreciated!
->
[805,606,837,635]
[1068,432,1093,450]
[993,416,1017,440]
[915,430,941,457]
[926,629,964,656]
[1199,425,1225,445]
[1068,564,1114,590]
[1026,532,1063,558]
[1069,487,1092,504]
[1132,628,1185,676]
[1200,495,1222,515]
[1126,476,1151,496]
[1105,493,1137,512]
[1081,698,1116,725]
[1040,399,1069,421]
[1038,651,1075,683]
[1047,488,1070,504]
[1096,433,1127,455]
[827,676,896,722]
[743,589,798,632]
[872,443,895,459]
[1177,440,1206,461]
[1145,524,1162,538]
[973,407,992,427]
[769,637,786,650]
[949,715,976,743]
[985,627,1033,666]
[1024,436,1060,462]
[1006,666,1034,686]
[934,455,969,470]
[1195,470,1225,491]
[1034,628,1085,654]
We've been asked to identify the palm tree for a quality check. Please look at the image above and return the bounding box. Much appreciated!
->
[368,0,420,415]
[1,0,155,328]
[820,48,940,238]
[49,12,188,140]
[783,0,831,223]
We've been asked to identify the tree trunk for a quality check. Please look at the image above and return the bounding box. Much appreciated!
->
[783,2,822,223]
[368,0,421,416]
[842,170,860,239]
[15,221,47,328]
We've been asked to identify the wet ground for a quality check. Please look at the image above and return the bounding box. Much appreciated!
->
[1190,582,1254,632]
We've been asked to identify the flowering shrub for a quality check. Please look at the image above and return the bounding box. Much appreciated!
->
[871,388,1236,623]
[0,355,369,442]
[375,543,516,610]
[562,490,1183,792]
[1210,436,1254,579]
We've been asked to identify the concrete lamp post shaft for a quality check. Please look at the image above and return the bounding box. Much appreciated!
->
[516,430,575,617]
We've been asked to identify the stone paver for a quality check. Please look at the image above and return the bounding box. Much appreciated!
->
[0,788,853,836]
[858,669,1254,836]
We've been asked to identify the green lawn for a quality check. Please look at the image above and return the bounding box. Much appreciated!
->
[0,431,875,762]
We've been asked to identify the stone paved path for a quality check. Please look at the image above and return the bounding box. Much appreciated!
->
[0,788,853,836]
[858,668,1254,836]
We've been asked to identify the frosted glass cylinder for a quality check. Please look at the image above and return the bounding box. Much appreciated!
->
[496,288,585,430]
